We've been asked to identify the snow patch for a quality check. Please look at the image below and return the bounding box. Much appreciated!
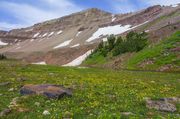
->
[32,61,46,65]
[102,38,108,42]
[112,15,116,22]
[86,21,149,42]
[15,46,21,49]
[63,50,93,66]
[33,33,40,38]
[25,28,33,32]
[171,4,178,7]
[53,39,73,49]
[0,40,8,45]
[145,30,150,32]
[48,32,54,37]
[42,33,48,37]
[70,44,80,48]
[15,39,18,42]
[30,39,35,42]
[76,31,82,37]
[57,30,63,35]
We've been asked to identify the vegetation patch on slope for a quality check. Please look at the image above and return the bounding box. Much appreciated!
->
[124,31,180,71]
[83,31,148,66]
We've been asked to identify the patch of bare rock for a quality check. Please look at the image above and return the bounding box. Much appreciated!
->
[20,84,72,99]
[146,97,179,112]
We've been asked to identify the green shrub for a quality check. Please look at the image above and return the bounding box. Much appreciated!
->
[95,31,148,57]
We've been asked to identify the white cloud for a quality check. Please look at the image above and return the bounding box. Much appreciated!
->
[110,0,180,13]
[143,0,180,6]
[0,0,83,30]
[0,22,26,31]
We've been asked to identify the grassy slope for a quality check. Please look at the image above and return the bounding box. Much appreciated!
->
[83,31,180,71]
[0,60,180,118]
[124,31,180,70]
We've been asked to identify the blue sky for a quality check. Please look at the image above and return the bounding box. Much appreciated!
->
[0,0,179,30]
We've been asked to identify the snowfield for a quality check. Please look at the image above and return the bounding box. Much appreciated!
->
[71,44,80,48]
[53,39,73,49]
[0,40,8,45]
[32,61,46,65]
[86,21,149,42]
[63,50,93,66]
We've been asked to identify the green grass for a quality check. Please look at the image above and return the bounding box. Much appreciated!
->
[0,60,180,118]
[124,31,180,70]
[83,52,107,66]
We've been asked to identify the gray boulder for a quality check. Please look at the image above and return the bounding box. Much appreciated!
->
[20,84,72,99]
[146,98,177,112]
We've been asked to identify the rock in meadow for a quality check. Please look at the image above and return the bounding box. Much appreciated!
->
[8,88,14,92]
[43,110,50,115]
[20,84,72,99]
[0,108,11,117]
[120,112,134,116]
[0,82,11,86]
[34,102,40,107]
[146,98,177,112]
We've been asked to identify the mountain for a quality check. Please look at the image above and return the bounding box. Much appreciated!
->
[0,5,179,66]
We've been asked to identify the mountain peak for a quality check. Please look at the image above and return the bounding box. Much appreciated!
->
[81,8,111,15]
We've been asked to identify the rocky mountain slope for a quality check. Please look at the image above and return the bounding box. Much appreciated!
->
[0,5,179,66]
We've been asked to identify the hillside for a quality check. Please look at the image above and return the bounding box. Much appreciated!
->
[0,5,179,66]
[83,31,180,72]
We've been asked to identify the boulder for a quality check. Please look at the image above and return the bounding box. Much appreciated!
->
[20,84,72,99]
[0,108,11,117]
[146,98,177,112]
[0,82,10,86]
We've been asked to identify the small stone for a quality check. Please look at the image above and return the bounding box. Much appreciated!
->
[43,110,50,115]
[121,112,134,116]
[8,88,14,92]
[150,81,155,83]
[49,73,54,76]
[63,111,73,118]
[0,94,2,96]
[0,82,10,86]
[17,107,29,112]
[17,77,27,82]
[0,108,11,116]
[34,102,40,107]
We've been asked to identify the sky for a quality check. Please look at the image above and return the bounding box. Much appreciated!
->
[0,0,179,31]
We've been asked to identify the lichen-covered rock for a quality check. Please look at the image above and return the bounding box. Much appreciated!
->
[0,108,11,117]
[146,98,177,112]
[0,82,11,86]
[20,84,72,99]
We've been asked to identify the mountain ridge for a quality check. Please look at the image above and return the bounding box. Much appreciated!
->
[0,4,179,66]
